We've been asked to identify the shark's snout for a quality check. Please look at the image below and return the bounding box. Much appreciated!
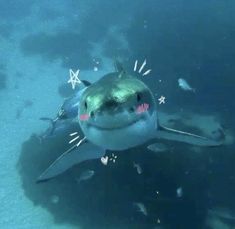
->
[79,95,152,127]
[101,99,124,114]
[104,99,118,109]
[81,102,150,131]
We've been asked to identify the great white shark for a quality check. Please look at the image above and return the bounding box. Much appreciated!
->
[37,63,223,182]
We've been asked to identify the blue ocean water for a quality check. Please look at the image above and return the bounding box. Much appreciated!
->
[0,0,235,228]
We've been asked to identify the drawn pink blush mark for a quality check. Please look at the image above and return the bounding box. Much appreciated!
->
[136,103,149,114]
[79,114,90,121]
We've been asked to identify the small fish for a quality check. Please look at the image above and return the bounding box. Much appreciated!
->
[50,195,59,204]
[178,78,195,92]
[133,202,148,216]
[76,170,95,183]
[133,162,142,174]
[147,143,169,153]
[176,187,183,198]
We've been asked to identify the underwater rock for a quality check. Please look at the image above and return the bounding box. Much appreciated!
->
[20,31,92,70]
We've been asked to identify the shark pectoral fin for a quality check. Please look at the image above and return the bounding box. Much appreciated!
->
[156,125,223,146]
[37,140,105,182]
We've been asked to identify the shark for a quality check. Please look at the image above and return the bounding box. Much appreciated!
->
[37,63,223,182]
[39,80,91,138]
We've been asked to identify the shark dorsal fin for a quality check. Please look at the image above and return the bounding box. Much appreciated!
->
[114,59,125,73]
[81,80,92,87]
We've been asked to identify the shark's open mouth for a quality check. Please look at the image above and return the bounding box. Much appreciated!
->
[86,118,142,130]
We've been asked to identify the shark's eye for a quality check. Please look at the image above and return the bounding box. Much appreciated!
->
[84,101,88,109]
[136,92,142,102]
[90,111,94,118]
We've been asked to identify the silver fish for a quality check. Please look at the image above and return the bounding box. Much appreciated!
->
[178,78,195,92]
[50,195,60,204]
[176,187,183,198]
[76,170,95,183]
[133,162,142,174]
[133,202,148,216]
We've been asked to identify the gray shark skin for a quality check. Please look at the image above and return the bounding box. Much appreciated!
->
[39,80,90,138]
[37,63,224,182]
[58,87,87,120]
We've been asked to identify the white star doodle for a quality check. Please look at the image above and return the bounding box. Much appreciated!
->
[68,69,82,89]
[158,96,166,104]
